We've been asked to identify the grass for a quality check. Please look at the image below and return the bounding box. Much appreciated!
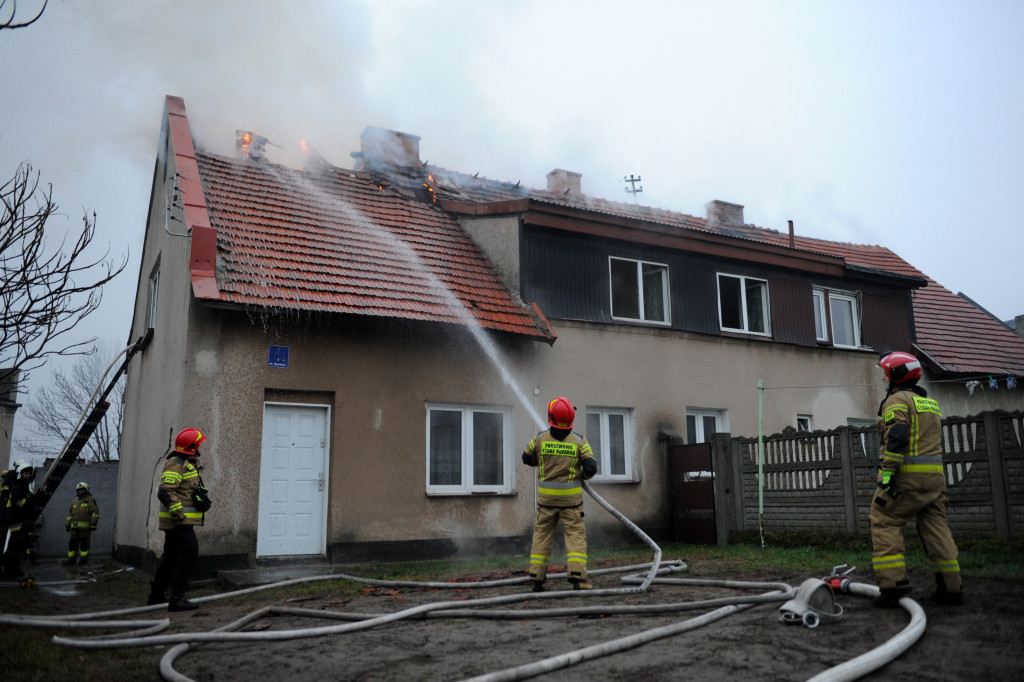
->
[2,538,1022,681]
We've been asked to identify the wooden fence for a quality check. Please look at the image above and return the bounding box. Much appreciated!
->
[710,410,1024,544]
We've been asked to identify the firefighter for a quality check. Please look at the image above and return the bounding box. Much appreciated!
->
[147,427,212,611]
[64,482,100,566]
[1,462,37,579]
[869,352,962,607]
[522,397,598,591]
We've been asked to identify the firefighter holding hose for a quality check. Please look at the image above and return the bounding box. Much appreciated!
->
[522,397,597,591]
[869,352,962,607]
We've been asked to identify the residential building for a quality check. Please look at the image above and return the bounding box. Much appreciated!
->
[115,96,1024,573]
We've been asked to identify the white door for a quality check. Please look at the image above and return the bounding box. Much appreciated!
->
[257,403,328,557]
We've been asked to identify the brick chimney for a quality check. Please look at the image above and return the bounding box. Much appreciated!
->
[546,169,582,196]
[705,200,745,227]
[354,127,422,170]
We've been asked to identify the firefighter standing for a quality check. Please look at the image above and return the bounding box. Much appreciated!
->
[147,427,212,611]
[64,482,99,566]
[869,352,962,607]
[522,397,597,591]
[1,462,38,578]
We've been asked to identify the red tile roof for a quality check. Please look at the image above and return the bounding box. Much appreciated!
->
[191,153,553,341]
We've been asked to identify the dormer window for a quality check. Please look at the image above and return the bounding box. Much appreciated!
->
[813,287,861,348]
[609,257,669,324]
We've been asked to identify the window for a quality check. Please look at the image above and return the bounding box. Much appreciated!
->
[426,404,512,495]
[813,287,861,348]
[585,407,635,481]
[796,415,813,432]
[147,265,160,329]
[686,409,726,444]
[610,257,669,324]
[718,273,769,334]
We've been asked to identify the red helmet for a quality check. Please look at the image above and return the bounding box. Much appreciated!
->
[879,352,922,385]
[175,427,206,455]
[547,397,576,429]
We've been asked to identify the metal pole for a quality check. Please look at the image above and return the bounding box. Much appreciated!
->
[758,379,765,550]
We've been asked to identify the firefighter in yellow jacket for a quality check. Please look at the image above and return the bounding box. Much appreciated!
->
[63,482,99,566]
[522,397,597,591]
[147,427,212,611]
[870,352,962,607]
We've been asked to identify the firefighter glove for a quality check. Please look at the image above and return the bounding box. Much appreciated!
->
[878,470,897,497]
[170,508,185,524]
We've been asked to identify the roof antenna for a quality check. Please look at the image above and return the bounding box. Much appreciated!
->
[623,174,643,203]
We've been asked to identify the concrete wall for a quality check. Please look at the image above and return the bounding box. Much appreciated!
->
[34,460,119,558]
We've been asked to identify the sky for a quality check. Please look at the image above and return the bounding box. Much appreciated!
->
[3,0,1023,457]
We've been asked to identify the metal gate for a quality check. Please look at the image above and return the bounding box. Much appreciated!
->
[668,442,716,544]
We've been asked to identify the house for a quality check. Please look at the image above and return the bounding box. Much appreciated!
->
[115,96,1024,573]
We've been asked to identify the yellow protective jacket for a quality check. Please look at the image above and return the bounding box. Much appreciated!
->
[158,456,205,530]
[66,493,99,530]
[879,387,945,483]
[523,430,596,507]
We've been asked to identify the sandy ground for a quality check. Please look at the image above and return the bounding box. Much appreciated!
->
[3,559,1023,681]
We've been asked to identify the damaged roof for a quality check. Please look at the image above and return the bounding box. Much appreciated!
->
[166,98,553,343]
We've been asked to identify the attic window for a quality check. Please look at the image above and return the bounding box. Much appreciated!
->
[813,287,861,348]
[718,273,769,335]
[609,257,670,324]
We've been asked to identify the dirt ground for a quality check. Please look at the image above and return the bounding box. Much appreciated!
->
[2,558,1023,681]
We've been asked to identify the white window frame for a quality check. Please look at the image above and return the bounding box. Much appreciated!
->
[585,407,636,482]
[425,403,513,495]
[147,265,160,329]
[813,287,862,348]
[797,414,813,432]
[717,273,770,335]
[609,256,671,325]
[686,408,727,445]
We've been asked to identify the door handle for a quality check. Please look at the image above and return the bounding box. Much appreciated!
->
[318,473,324,492]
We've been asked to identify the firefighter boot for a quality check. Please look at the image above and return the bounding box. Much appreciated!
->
[872,586,911,608]
[62,555,76,567]
[78,556,88,566]
[530,580,546,593]
[931,574,964,606]
[570,579,594,591]
[168,593,199,612]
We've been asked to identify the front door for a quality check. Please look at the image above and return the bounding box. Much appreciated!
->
[257,403,328,557]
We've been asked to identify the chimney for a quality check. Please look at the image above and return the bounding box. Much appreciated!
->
[705,200,744,228]
[788,220,795,248]
[354,127,421,170]
[546,169,582,196]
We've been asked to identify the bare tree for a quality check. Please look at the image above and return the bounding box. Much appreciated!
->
[16,341,125,462]
[1,162,128,387]
[0,0,47,30]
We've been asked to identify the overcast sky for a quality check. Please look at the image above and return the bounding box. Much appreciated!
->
[3,0,1022,453]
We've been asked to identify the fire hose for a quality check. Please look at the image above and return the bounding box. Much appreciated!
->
[5,481,926,682]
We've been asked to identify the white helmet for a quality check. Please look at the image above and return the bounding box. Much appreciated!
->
[16,461,34,476]
[76,482,90,491]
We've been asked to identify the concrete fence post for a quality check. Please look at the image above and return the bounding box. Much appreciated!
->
[837,426,859,536]
[984,411,1011,540]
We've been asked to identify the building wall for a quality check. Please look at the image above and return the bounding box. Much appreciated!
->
[526,320,882,540]
[923,371,1024,420]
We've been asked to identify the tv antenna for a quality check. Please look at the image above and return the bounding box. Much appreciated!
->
[623,174,643,203]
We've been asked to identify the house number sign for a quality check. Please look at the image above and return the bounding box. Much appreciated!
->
[268,345,290,368]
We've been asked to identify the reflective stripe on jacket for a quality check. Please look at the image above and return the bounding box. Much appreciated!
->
[525,430,595,507]
[66,494,99,529]
[881,390,945,476]
[158,456,204,529]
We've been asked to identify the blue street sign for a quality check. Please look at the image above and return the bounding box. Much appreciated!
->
[268,345,290,368]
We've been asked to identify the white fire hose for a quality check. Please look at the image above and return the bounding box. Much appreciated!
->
[2,481,927,682]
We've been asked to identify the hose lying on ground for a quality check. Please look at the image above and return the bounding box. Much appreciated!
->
[3,480,927,682]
